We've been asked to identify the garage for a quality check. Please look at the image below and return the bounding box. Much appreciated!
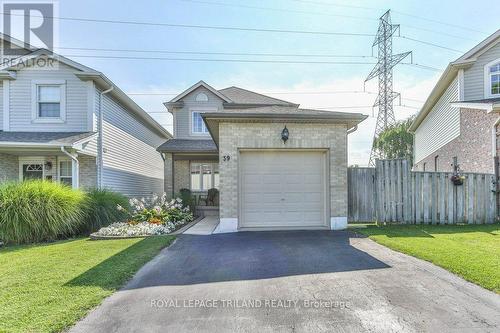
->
[239,150,328,229]
[201,107,367,232]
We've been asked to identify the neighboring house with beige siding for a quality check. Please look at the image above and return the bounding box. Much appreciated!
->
[0,35,171,197]
[158,81,366,232]
[410,29,500,174]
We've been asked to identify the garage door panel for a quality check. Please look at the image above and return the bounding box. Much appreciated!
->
[240,150,327,229]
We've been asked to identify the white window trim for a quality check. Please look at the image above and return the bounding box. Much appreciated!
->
[484,58,500,99]
[31,79,66,123]
[18,157,46,181]
[189,107,216,136]
[190,162,219,192]
[57,157,73,185]
[195,92,209,102]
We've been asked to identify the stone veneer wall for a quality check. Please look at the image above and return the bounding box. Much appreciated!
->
[217,122,348,221]
[0,153,18,182]
[173,159,190,194]
[414,108,499,174]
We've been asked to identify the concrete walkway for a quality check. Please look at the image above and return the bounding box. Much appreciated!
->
[70,231,500,333]
[183,216,219,235]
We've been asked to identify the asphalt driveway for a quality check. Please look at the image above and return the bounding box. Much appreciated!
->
[71,231,500,332]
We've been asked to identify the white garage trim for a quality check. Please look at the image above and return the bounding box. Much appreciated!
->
[237,148,330,231]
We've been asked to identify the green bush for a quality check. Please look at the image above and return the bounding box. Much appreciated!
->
[0,181,87,244]
[80,188,130,234]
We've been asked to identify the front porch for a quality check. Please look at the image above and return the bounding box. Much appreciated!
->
[0,131,97,189]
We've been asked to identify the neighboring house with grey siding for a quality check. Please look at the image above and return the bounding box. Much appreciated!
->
[410,29,500,174]
[0,35,171,197]
[158,81,366,232]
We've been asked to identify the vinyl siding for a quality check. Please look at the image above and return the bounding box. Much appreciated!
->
[174,86,223,139]
[414,76,460,163]
[100,92,165,197]
[0,81,3,130]
[464,41,500,100]
[8,61,89,132]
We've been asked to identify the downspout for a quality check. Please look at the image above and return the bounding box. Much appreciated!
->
[61,146,79,189]
[97,85,114,189]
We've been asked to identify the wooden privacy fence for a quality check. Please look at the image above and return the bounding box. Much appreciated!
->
[348,159,497,224]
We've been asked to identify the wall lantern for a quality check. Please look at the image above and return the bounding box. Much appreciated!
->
[44,161,52,171]
[281,126,289,144]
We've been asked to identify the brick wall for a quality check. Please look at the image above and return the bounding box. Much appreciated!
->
[218,122,348,219]
[0,153,18,182]
[163,153,173,198]
[173,159,189,194]
[414,108,499,173]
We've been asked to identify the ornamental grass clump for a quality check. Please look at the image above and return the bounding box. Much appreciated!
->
[0,180,87,244]
[80,188,130,234]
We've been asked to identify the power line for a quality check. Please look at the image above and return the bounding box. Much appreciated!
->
[61,54,379,64]
[399,35,463,53]
[179,0,377,22]
[54,46,375,59]
[1,10,467,53]
[182,0,475,41]
[0,11,375,37]
[128,90,379,96]
[60,53,443,71]
[290,0,488,35]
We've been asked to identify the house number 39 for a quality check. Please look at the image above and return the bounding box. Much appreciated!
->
[223,155,231,161]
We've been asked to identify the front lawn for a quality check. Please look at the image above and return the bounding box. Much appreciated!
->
[357,224,500,293]
[0,236,175,333]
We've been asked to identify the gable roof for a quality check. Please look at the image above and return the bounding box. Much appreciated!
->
[169,80,232,103]
[410,29,500,132]
[218,86,298,106]
[165,81,298,109]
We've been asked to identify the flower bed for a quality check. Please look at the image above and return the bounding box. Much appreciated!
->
[92,194,194,238]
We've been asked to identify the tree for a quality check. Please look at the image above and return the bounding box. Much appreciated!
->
[373,117,414,164]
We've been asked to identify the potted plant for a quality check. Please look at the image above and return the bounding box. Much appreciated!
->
[450,174,465,186]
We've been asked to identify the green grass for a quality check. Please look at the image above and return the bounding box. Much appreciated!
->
[357,223,500,293]
[0,236,175,333]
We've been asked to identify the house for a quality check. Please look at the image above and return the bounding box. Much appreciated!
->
[410,29,500,174]
[157,81,367,232]
[0,35,171,197]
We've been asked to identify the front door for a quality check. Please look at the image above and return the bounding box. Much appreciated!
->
[21,163,44,181]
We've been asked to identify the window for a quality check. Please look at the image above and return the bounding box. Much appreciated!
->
[195,92,209,102]
[59,161,72,186]
[490,63,500,96]
[38,85,61,117]
[434,155,439,172]
[190,163,219,191]
[423,162,427,172]
[191,112,209,134]
[32,80,66,122]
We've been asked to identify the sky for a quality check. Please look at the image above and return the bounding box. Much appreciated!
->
[50,0,499,165]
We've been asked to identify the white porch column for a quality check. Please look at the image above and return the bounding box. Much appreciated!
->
[71,156,79,189]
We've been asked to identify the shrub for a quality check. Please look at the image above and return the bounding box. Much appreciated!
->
[80,189,130,234]
[0,181,87,244]
[179,188,195,213]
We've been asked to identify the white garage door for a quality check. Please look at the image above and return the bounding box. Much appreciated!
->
[240,150,327,229]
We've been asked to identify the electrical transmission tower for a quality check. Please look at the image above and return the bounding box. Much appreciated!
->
[365,10,411,166]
